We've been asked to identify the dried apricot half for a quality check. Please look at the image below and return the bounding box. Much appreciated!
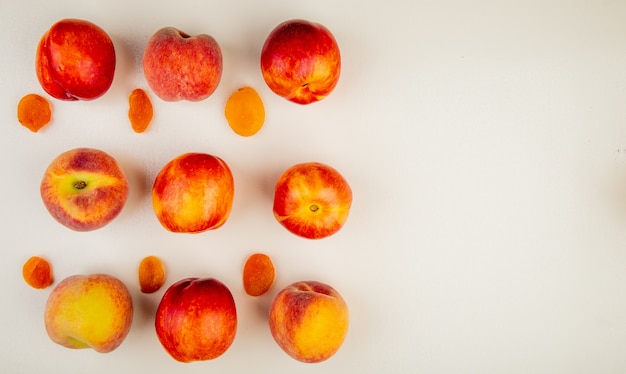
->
[17,94,52,132]
[243,253,275,296]
[138,255,165,293]
[128,88,153,133]
[224,86,265,137]
[22,256,53,289]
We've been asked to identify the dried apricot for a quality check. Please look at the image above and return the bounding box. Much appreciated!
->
[138,255,165,293]
[17,94,52,132]
[22,256,53,289]
[128,88,153,133]
[224,86,265,137]
[243,253,275,296]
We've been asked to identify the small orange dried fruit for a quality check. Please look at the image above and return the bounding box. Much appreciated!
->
[22,256,53,289]
[128,88,153,133]
[243,253,275,296]
[17,94,52,132]
[138,255,165,293]
[224,86,265,137]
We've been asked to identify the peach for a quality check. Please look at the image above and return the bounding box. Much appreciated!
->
[143,27,222,101]
[155,277,237,362]
[152,153,234,233]
[273,162,352,239]
[44,274,133,353]
[269,281,349,363]
[40,148,129,232]
[36,19,115,101]
[261,19,341,104]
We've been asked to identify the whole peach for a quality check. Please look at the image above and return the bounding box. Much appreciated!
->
[155,277,237,362]
[36,19,116,101]
[44,274,133,353]
[269,281,349,363]
[40,148,129,232]
[273,162,352,239]
[143,27,222,101]
[152,153,234,233]
[261,19,341,104]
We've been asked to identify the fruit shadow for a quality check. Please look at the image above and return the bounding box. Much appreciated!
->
[252,292,274,321]
[228,158,283,217]
[108,32,147,97]
[218,23,267,89]
[117,150,151,218]
[134,291,161,331]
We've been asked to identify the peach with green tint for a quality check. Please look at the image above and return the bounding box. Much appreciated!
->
[40,148,129,231]
[44,274,133,353]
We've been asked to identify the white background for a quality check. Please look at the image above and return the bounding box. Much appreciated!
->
[1,0,626,373]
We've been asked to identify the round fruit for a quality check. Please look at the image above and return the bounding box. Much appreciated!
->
[143,27,222,102]
[44,274,133,353]
[261,19,341,104]
[152,153,234,233]
[155,277,237,362]
[269,280,349,363]
[36,18,116,101]
[273,162,352,239]
[40,148,129,232]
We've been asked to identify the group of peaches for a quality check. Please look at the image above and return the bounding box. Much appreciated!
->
[19,18,353,364]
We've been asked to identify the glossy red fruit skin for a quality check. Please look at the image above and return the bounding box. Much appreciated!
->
[261,19,341,104]
[155,278,237,362]
[36,19,116,101]
[273,162,352,239]
[151,153,234,233]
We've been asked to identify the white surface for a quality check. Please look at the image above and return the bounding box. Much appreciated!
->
[2,0,626,372]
